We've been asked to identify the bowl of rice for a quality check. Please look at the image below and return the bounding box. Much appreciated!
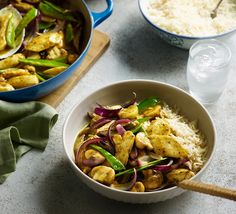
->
[139,0,236,49]
[63,80,216,203]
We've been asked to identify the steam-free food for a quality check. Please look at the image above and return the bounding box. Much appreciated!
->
[146,0,236,37]
[74,93,207,192]
[0,0,84,91]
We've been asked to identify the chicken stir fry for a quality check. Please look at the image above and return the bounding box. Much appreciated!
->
[74,93,207,192]
[0,0,83,91]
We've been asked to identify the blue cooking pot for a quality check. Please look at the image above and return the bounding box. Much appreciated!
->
[0,0,113,102]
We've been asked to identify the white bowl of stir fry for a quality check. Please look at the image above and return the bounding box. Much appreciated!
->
[63,80,216,203]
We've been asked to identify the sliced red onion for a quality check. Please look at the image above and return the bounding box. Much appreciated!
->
[94,107,121,118]
[75,137,105,168]
[130,146,138,160]
[82,157,105,167]
[116,124,126,136]
[99,140,115,155]
[153,159,174,172]
[108,119,131,146]
[137,155,154,166]
[111,169,137,191]
[73,25,82,52]
[90,118,112,130]
[121,92,137,108]
[51,20,65,32]
[171,158,189,170]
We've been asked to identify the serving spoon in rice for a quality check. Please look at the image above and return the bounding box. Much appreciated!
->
[211,0,224,18]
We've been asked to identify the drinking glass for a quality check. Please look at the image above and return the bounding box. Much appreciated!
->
[187,39,231,104]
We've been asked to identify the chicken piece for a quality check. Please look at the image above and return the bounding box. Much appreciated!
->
[46,46,68,60]
[0,13,12,51]
[7,74,39,89]
[0,54,25,69]
[1,68,30,79]
[142,169,163,190]
[25,32,64,52]
[89,166,115,185]
[118,105,139,119]
[146,118,171,136]
[166,169,195,183]
[67,54,78,64]
[142,105,161,118]
[130,182,145,192]
[113,131,135,165]
[150,135,189,159]
[12,2,33,12]
[135,132,153,150]
[0,82,14,91]
[23,65,36,74]
[43,66,67,76]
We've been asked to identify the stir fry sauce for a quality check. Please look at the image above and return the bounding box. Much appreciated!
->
[74,94,207,192]
[0,0,84,91]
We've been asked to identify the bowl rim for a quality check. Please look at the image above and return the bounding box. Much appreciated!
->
[138,0,236,40]
[63,79,216,195]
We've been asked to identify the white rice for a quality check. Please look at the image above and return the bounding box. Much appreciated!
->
[147,0,236,36]
[160,104,207,172]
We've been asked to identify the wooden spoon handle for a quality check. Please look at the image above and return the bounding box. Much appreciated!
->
[178,180,236,201]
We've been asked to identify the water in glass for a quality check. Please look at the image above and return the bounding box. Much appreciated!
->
[187,39,231,104]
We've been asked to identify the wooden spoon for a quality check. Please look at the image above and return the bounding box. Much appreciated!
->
[210,0,224,19]
[178,180,236,201]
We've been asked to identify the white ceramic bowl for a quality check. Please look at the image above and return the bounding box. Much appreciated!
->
[139,0,236,49]
[63,80,216,203]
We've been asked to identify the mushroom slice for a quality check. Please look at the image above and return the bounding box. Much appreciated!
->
[89,166,115,185]
[166,169,195,183]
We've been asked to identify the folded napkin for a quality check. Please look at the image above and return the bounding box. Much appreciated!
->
[0,101,58,183]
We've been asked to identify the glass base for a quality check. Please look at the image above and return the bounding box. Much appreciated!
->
[189,90,222,105]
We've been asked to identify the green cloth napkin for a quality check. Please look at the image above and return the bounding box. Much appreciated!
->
[0,101,58,183]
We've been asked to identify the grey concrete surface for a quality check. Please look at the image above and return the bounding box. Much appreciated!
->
[0,0,236,213]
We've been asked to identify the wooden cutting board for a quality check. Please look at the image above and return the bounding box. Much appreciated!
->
[39,30,110,108]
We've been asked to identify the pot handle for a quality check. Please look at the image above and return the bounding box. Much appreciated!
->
[91,0,113,27]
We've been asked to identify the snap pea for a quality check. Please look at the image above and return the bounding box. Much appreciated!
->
[54,57,67,63]
[90,144,126,171]
[43,0,65,13]
[65,23,74,44]
[38,21,55,30]
[15,7,38,38]
[19,58,69,67]
[132,117,150,134]
[6,16,15,48]
[138,96,160,113]
[115,158,167,177]
[36,73,46,82]
[39,2,77,22]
